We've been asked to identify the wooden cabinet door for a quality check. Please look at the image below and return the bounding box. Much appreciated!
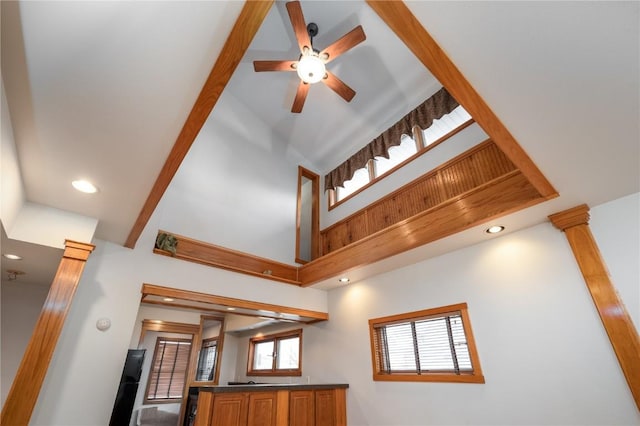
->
[211,393,248,426]
[314,390,336,426]
[289,390,314,426]
[247,392,277,426]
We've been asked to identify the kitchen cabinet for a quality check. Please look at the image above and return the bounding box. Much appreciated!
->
[191,384,348,426]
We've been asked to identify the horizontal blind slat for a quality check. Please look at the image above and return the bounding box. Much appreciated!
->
[376,311,474,374]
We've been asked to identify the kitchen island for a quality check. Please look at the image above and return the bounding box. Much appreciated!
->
[187,383,349,426]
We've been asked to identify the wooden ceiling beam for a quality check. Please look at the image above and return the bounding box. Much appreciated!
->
[366,1,558,200]
[124,0,275,248]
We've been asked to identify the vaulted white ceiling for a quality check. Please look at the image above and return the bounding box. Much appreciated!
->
[2,1,638,288]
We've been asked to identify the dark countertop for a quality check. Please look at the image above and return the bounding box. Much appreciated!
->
[193,383,349,393]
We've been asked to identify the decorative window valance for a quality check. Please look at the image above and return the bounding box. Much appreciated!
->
[324,87,460,191]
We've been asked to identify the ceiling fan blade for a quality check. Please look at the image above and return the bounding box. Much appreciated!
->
[319,25,366,64]
[292,81,310,113]
[253,60,297,72]
[286,1,311,53]
[322,71,356,102]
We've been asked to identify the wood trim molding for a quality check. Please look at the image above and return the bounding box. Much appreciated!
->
[124,0,275,248]
[138,319,200,344]
[141,283,329,323]
[549,205,640,411]
[295,166,320,263]
[365,0,557,200]
[548,204,590,230]
[368,302,484,384]
[320,139,515,254]
[300,170,544,285]
[1,240,95,426]
[147,170,545,288]
[334,388,347,426]
[154,231,300,285]
[275,390,289,426]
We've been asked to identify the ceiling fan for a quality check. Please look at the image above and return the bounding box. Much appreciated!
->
[253,1,366,113]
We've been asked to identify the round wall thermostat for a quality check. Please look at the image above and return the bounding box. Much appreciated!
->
[96,318,111,331]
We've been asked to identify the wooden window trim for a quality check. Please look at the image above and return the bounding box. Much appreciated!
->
[195,337,218,382]
[295,166,320,264]
[138,319,200,345]
[368,303,484,383]
[247,329,303,377]
[328,119,474,210]
[144,337,193,404]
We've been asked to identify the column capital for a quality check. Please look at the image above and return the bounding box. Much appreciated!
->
[63,240,95,261]
[548,204,590,231]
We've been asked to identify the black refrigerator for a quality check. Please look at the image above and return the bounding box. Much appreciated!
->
[109,349,146,426]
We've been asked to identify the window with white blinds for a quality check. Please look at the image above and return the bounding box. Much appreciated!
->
[369,303,484,383]
[145,337,192,402]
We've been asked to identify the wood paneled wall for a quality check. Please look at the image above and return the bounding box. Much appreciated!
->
[321,140,515,255]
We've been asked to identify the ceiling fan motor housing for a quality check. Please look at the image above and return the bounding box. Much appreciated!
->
[252,1,366,112]
[307,22,319,39]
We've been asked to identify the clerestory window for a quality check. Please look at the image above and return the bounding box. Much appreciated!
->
[330,104,473,207]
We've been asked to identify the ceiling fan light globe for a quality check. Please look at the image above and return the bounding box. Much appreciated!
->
[297,55,325,84]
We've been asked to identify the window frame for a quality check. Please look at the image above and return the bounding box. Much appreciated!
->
[328,117,474,210]
[368,303,484,383]
[144,336,193,403]
[247,329,302,377]
[195,337,218,382]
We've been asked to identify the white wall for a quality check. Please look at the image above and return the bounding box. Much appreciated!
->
[7,202,97,250]
[0,281,49,407]
[298,197,640,425]
[158,92,309,265]
[29,204,328,426]
[218,332,240,386]
[128,304,202,349]
[0,79,25,232]
[26,184,639,425]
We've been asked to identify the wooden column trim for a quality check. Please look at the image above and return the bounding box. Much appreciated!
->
[549,205,640,411]
[1,240,95,425]
[548,204,590,230]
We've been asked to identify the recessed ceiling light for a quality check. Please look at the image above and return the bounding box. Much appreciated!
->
[485,225,505,234]
[163,298,175,302]
[226,307,236,311]
[72,180,98,194]
[338,277,350,283]
[3,254,22,260]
